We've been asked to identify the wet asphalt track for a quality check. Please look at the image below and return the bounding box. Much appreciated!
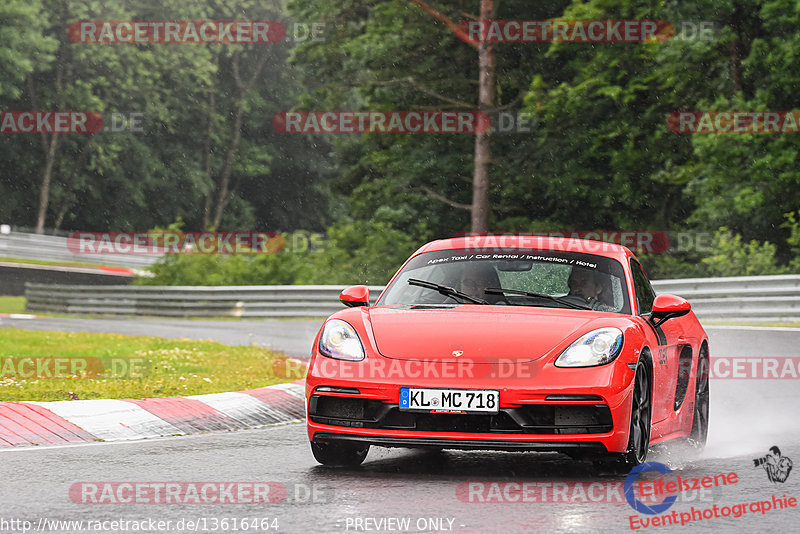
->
[1,318,799,533]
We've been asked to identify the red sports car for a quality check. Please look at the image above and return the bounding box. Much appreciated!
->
[305,236,709,468]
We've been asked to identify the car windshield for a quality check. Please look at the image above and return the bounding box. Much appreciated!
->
[378,249,631,314]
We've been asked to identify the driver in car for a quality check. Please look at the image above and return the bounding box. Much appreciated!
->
[455,263,504,304]
[568,267,615,311]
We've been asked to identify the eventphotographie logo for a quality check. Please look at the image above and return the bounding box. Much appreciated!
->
[625,462,678,515]
[753,446,793,483]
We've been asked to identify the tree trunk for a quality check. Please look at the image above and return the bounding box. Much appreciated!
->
[211,104,244,229]
[35,133,60,234]
[53,135,96,230]
[202,78,217,231]
[29,65,64,234]
[471,0,495,233]
[209,52,268,230]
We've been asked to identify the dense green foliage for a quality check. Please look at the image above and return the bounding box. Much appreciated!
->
[1,0,799,283]
[0,0,332,232]
[136,223,423,286]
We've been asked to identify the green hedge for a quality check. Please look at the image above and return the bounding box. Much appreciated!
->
[137,219,800,286]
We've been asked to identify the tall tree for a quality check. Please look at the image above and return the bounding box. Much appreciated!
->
[407,0,494,232]
[288,0,565,239]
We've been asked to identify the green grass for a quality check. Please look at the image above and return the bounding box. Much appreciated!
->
[0,328,304,401]
[0,296,26,314]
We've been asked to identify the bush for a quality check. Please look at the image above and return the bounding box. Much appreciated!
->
[136,222,425,286]
[638,253,709,280]
[781,211,800,272]
[137,222,799,287]
[701,227,786,277]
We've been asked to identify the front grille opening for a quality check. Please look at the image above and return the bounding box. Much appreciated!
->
[315,396,367,419]
[510,405,613,434]
[310,395,613,435]
[314,402,613,435]
[390,412,520,433]
[308,395,390,428]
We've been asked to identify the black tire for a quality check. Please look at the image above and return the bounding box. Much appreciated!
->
[592,356,651,474]
[621,356,652,466]
[310,441,369,467]
[689,347,710,450]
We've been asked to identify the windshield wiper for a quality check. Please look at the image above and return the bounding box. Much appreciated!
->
[408,278,488,305]
[484,287,591,310]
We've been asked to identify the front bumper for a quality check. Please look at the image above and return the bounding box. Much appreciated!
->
[306,355,637,454]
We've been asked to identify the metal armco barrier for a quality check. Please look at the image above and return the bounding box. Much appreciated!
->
[0,231,160,269]
[651,275,800,320]
[24,284,385,318]
[23,275,800,320]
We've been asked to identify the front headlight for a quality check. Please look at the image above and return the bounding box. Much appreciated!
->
[319,319,365,361]
[555,327,624,367]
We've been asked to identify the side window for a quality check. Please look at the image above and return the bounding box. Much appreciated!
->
[630,259,656,314]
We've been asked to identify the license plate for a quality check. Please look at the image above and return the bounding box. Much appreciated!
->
[399,387,499,414]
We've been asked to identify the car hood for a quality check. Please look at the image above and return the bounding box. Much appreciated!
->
[368,305,600,362]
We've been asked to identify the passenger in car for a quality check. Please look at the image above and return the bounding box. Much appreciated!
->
[597,273,615,307]
[568,266,602,300]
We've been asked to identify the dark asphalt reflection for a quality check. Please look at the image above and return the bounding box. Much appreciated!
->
[1,320,799,532]
[2,394,799,534]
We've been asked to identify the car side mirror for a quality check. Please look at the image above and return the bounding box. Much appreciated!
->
[650,294,691,328]
[340,285,370,307]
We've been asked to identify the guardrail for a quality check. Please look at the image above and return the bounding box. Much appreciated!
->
[25,284,385,318]
[23,275,800,320]
[0,231,161,269]
[651,275,800,320]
